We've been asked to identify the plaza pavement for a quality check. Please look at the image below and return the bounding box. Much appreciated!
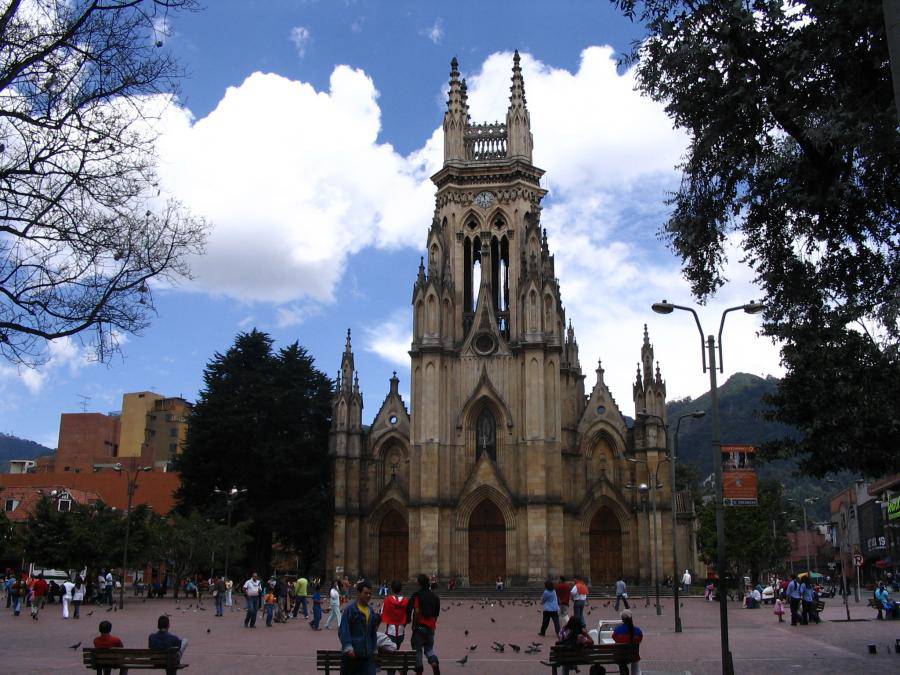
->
[2,593,899,674]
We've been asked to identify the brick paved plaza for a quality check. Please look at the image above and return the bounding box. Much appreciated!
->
[3,593,899,674]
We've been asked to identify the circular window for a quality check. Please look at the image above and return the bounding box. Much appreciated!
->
[473,333,496,355]
[597,405,606,415]
[389,414,398,425]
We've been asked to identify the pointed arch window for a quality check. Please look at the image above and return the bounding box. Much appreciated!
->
[475,408,497,463]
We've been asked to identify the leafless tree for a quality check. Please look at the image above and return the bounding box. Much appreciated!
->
[0,0,207,366]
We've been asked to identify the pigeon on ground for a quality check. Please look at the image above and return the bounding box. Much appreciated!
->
[525,646,541,654]
[106,607,113,612]
[456,654,468,665]
[69,641,81,650]
[87,610,94,616]
[509,644,521,653]
[491,642,505,652]
[206,628,211,634]
[464,630,469,636]
[490,617,495,623]
[468,644,477,651]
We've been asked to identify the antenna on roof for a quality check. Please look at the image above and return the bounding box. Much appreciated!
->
[77,394,91,413]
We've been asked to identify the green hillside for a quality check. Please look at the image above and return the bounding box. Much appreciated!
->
[0,433,54,472]
[666,373,846,521]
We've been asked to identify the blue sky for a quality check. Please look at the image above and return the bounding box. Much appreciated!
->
[0,1,782,448]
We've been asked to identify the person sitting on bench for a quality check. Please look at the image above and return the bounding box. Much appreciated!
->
[149,615,188,660]
[93,620,127,675]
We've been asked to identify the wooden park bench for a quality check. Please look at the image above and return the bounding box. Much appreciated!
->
[316,649,418,673]
[544,643,638,675]
[83,647,187,674]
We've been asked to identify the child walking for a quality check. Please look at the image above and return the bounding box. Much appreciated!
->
[310,584,323,630]
[264,588,276,627]
[774,597,785,623]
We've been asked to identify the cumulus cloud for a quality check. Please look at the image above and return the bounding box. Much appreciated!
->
[152,46,780,402]
[420,18,443,44]
[290,25,312,57]
[364,310,410,367]
[0,336,92,395]
[155,67,433,303]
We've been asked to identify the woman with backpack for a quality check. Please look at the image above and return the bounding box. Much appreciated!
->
[556,615,593,675]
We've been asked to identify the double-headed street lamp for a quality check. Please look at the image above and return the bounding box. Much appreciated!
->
[638,409,706,632]
[115,461,152,610]
[213,486,246,580]
[651,298,764,675]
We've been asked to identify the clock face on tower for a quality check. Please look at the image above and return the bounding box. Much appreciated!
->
[474,191,495,209]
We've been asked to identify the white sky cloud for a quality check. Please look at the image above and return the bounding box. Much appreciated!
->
[364,309,411,367]
[152,46,781,403]
[0,337,92,395]
[420,18,444,44]
[290,25,312,57]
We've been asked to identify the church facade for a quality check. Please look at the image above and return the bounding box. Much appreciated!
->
[327,54,696,586]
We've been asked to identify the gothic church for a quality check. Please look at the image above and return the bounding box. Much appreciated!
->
[327,54,693,586]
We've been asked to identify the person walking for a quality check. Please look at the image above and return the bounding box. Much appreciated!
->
[681,569,692,595]
[310,583,323,630]
[615,576,630,611]
[612,610,644,675]
[774,597,785,623]
[213,576,225,617]
[224,578,234,608]
[407,573,441,675]
[338,580,381,675]
[380,580,409,675]
[242,572,262,628]
[785,575,802,625]
[555,576,571,625]
[539,580,561,637]
[61,577,75,619]
[292,575,309,618]
[105,570,114,607]
[263,587,276,627]
[29,573,48,620]
[73,576,85,619]
[571,575,588,622]
[324,580,343,630]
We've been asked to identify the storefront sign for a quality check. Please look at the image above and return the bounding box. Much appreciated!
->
[887,495,900,521]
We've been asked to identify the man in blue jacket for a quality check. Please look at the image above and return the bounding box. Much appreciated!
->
[338,580,381,675]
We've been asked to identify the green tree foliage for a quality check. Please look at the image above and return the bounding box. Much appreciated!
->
[0,506,20,560]
[696,479,792,582]
[175,330,333,575]
[155,510,247,598]
[614,0,899,477]
[21,498,164,581]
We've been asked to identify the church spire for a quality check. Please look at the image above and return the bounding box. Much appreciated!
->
[341,328,355,391]
[443,57,468,162]
[506,50,533,161]
[641,323,654,385]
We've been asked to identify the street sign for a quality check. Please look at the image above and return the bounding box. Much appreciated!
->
[854,553,864,567]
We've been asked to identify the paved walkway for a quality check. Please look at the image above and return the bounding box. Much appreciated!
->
[2,594,897,673]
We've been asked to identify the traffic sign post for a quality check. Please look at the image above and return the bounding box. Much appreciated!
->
[854,555,862,603]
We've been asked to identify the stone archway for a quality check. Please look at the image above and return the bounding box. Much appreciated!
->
[468,500,506,584]
[589,506,623,583]
[378,509,408,583]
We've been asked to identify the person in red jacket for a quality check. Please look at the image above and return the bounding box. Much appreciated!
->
[611,610,643,675]
[93,620,126,675]
[555,576,572,624]
[30,574,48,620]
[380,580,409,675]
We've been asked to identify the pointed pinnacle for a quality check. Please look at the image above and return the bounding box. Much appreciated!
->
[450,56,459,73]
[345,328,352,350]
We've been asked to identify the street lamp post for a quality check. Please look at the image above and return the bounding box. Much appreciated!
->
[651,298,763,675]
[787,497,819,573]
[638,409,706,632]
[214,486,246,580]
[115,462,151,610]
[626,482,652,588]
[628,458,665,615]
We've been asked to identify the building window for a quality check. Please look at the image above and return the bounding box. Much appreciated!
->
[170,427,177,437]
[4,499,18,512]
[57,499,72,513]
[475,408,497,463]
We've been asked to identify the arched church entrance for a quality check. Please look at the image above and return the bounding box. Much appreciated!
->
[468,500,506,584]
[378,510,408,582]
[589,506,623,583]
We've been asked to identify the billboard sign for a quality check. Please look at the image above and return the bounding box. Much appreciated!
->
[721,445,758,506]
